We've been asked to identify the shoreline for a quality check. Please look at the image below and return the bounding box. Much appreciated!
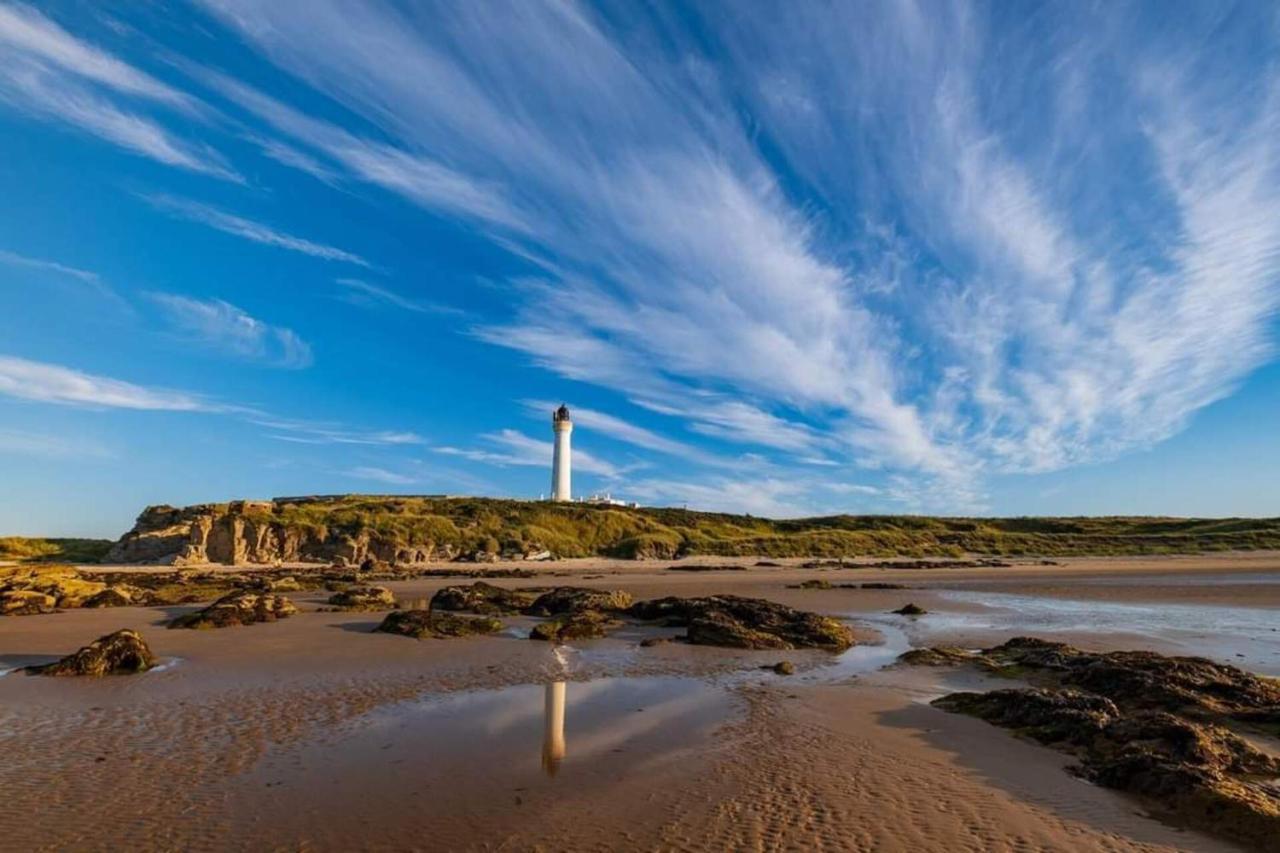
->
[1,555,1276,850]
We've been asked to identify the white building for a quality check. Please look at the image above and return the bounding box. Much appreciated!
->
[551,404,572,501]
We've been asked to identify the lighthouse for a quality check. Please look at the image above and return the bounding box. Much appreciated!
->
[551,404,572,501]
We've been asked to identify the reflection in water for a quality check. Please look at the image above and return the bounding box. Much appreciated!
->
[542,681,566,776]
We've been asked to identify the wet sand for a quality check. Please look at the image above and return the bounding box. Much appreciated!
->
[1,554,1277,851]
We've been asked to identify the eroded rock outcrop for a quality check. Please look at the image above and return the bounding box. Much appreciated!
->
[27,629,156,676]
[629,595,854,651]
[375,610,502,639]
[169,590,297,629]
[0,564,105,609]
[905,638,1280,850]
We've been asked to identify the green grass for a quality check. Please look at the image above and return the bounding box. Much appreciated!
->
[166,495,1280,559]
[0,537,114,563]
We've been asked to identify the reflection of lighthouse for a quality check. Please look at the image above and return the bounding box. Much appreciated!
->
[551,405,572,502]
[541,681,567,776]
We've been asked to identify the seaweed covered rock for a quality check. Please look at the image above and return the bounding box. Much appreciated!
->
[0,589,57,615]
[935,688,1280,851]
[896,647,978,667]
[788,579,832,590]
[891,603,927,616]
[375,609,502,639]
[82,584,161,608]
[934,688,1119,746]
[629,595,854,651]
[430,581,538,615]
[327,585,397,611]
[526,587,633,617]
[530,611,621,643]
[27,629,156,676]
[169,590,297,629]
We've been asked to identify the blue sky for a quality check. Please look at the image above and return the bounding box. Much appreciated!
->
[2,1,1279,537]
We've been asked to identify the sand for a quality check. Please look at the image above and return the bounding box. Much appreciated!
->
[1,554,1277,851]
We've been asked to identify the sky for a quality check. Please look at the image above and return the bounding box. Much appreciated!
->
[2,1,1279,538]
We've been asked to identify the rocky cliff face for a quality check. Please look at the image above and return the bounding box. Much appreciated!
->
[105,500,446,566]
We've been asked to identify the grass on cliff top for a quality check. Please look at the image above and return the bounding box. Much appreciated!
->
[0,537,114,563]
[208,495,1280,559]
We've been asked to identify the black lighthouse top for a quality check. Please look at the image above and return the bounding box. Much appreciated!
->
[553,404,571,423]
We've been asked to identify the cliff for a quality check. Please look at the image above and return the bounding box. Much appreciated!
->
[101,495,1280,566]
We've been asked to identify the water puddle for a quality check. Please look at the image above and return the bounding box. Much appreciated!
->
[931,591,1280,673]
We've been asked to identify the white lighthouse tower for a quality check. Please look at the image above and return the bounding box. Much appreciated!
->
[551,404,572,501]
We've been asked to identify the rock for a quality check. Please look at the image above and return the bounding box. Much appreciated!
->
[936,688,1280,851]
[26,629,156,676]
[934,688,1119,746]
[859,582,907,589]
[327,585,396,611]
[896,647,978,667]
[892,603,927,616]
[771,661,796,675]
[169,590,297,629]
[82,586,136,608]
[375,610,503,639]
[527,587,633,616]
[266,576,301,592]
[789,580,832,589]
[431,581,539,614]
[525,550,553,561]
[530,611,621,643]
[639,636,670,648]
[629,595,854,651]
[0,589,58,615]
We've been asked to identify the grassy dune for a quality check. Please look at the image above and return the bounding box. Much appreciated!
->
[232,496,1280,559]
[0,537,114,564]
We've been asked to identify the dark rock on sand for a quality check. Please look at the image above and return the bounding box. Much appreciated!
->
[327,585,396,611]
[892,603,927,616]
[936,688,1280,851]
[771,661,796,675]
[375,609,503,639]
[639,636,670,648]
[26,629,156,676]
[913,638,1280,850]
[629,595,854,651]
[788,580,832,590]
[169,590,297,629]
[530,611,621,643]
[430,581,538,615]
[526,587,633,616]
[896,647,978,667]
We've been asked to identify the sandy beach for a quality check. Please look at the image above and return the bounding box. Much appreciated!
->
[2,553,1278,851]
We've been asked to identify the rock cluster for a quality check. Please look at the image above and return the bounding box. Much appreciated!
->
[375,609,503,639]
[526,587,634,616]
[529,611,621,643]
[169,590,297,629]
[27,629,156,676]
[904,637,1280,849]
[0,564,107,612]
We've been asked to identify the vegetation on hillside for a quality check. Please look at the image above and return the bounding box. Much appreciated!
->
[0,537,114,564]
[209,495,1280,559]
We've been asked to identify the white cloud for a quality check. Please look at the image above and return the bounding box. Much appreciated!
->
[148,293,313,369]
[0,5,237,180]
[256,417,425,446]
[0,355,209,410]
[142,194,369,266]
[0,247,98,283]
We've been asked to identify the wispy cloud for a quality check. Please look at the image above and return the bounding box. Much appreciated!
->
[148,293,313,369]
[256,417,425,447]
[0,355,210,411]
[335,278,462,316]
[0,4,237,180]
[435,428,622,478]
[142,193,369,266]
[0,247,99,283]
[0,428,111,459]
